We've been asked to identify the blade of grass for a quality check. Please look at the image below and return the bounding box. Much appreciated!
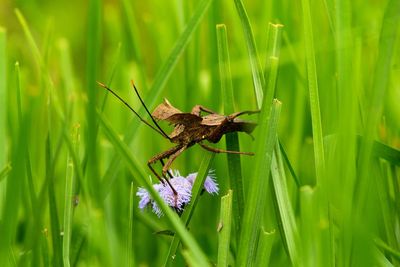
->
[301,0,326,191]
[217,190,233,267]
[216,24,244,234]
[58,38,77,123]
[301,0,332,265]
[0,164,12,183]
[324,134,400,166]
[371,138,400,166]
[233,14,283,266]
[85,0,101,203]
[14,62,44,266]
[63,125,80,267]
[335,0,358,264]
[15,62,38,215]
[14,9,42,67]
[0,27,7,217]
[374,248,395,267]
[375,238,400,262]
[41,231,50,267]
[263,23,283,90]
[270,142,301,266]
[164,152,215,266]
[100,43,121,112]
[237,99,282,266]
[133,208,165,233]
[0,115,28,265]
[126,182,135,267]
[279,141,301,187]
[233,0,264,107]
[259,26,283,267]
[46,136,63,267]
[97,111,211,266]
[374,160,399,264]
[70,225,86,267]
[356,0,400,212]
[181,250,203,267]
[0,27,6,169]
[262,23,282,130]
[120,0,148,91]
[299,186,319,266]
[255,228,275,267]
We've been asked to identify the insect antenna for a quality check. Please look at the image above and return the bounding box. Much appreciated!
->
[130,80,171,140]
[97,82,168,138]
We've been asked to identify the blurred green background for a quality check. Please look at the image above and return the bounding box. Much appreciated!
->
[0,0,399,266]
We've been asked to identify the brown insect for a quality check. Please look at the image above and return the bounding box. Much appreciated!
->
[98,81,259,194]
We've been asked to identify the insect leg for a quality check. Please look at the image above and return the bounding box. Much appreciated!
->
[191,105,218,116]
[148,145,183,195]
[160,159,174,178]
[228,110,260,120]
[199,143,254,155]
[161,145,188,177]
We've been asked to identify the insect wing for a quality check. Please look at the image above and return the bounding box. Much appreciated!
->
[152,99,183,121]
[201,113,226,126]
[167,113,202,125]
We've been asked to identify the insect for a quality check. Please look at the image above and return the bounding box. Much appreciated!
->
[98,81,259,194]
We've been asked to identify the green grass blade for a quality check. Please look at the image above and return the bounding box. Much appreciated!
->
[97,111,211,266]
[324,134,400,166]
[217,190,233,267]
[41,233,50,267]
[46,136,63,267]
[126,182,135,267]
[58,38,76,122]
[0,116,28,265]
[70,226,86,267]
[14,9,42,66]
[181,250,203,267]
[0,164,11,183]
[0,28,6,168]
[371,139,400,166]
[263,23,282,112]
[63,125,80,267]
[233,0,264,107]
[85,0,101,203]
[334,0,358,264]
[164,152,215,266]
[301,0,332,264]
[375,238,400,262]
[255,229,275,267]
[120,0,148,90]
[279,141,301,187]
[0,28,7,218]
[271,142,301,266]
[301,0,326,188]
[299,186,319,266]
[216,24,244,233]
[356,0,400,210]
[237,99,282,266]
[374,160,399,264]
[15,61,38,215]
[216,24,235,114]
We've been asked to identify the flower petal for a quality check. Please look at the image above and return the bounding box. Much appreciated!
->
[136,169,219,216]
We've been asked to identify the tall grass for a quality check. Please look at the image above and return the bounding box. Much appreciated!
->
[0,0,399,266]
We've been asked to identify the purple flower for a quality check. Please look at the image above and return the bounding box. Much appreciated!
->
[137,170,219,217]
[186,170,219,195]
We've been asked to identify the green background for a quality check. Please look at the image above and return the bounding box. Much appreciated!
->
[0,0,399,266]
